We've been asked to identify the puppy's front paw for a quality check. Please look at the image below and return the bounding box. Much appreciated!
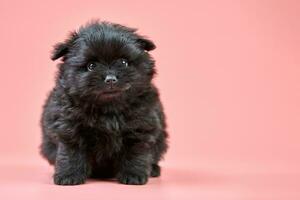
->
[54,174,86,185]
[118,173,148,185]
[150,164,161,177]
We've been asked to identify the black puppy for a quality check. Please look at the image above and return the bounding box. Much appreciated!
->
[40,21,168,185]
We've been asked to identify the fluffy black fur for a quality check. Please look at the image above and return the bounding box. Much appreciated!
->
[40,21,168,185]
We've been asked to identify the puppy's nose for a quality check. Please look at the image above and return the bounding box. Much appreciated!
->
[104,74,118,84]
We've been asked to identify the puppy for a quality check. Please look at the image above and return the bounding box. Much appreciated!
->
[40,21,168,185]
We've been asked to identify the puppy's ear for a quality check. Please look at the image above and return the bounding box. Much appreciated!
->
[51,43,69,60]
[137,37,156,51]
[51,32,77,61]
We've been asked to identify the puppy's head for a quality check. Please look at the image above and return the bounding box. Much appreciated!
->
[52,21,156,102]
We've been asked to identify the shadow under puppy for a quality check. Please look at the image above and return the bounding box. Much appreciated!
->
[40,21,168,185]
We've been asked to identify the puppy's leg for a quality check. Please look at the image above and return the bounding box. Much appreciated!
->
[40,137,57,165]
[117,143,152,185]
[150,163,161,177]
[54,142,90,185]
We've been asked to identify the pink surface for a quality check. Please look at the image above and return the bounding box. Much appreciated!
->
[0,0,300,199]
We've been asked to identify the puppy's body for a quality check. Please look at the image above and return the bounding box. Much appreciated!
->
[41,21,168,185]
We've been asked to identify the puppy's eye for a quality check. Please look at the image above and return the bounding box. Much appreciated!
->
[120,59,128,67]
[87,62,96,71]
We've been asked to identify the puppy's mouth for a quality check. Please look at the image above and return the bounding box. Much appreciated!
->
[101,89,122,98]
[100,84,131,99]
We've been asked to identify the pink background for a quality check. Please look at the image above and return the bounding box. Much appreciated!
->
[0,0,299,199]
